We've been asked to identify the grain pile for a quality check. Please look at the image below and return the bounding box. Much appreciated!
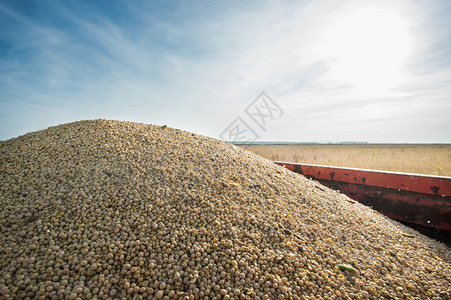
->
[0,119,450,300]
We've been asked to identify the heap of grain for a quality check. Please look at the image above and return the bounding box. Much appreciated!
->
[0,119,450,300]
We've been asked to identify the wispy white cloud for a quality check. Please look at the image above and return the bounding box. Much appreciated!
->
[0,0,450,142]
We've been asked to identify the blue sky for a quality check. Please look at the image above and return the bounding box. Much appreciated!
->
[1,0,450,142]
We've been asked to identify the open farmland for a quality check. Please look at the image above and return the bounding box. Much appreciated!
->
[239,144,451,176]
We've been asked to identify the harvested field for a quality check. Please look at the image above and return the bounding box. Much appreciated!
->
[0,120,450,299]
[239,144,451,176]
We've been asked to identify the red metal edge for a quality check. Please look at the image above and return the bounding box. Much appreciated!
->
[274,162,451,197]
[327,181,451,231]
[274,162,451,231]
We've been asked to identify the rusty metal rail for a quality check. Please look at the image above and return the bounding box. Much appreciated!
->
[274,162,451,231]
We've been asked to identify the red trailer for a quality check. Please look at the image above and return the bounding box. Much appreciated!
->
[274,162,451,232]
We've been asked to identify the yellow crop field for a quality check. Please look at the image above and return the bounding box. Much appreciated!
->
[239,144,451,176]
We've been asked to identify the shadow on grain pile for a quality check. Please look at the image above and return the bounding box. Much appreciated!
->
[0,119,450,299]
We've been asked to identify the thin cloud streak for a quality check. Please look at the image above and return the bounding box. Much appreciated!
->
[0,0,450,142]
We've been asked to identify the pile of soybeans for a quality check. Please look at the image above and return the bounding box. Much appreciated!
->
[0,119,450,300]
